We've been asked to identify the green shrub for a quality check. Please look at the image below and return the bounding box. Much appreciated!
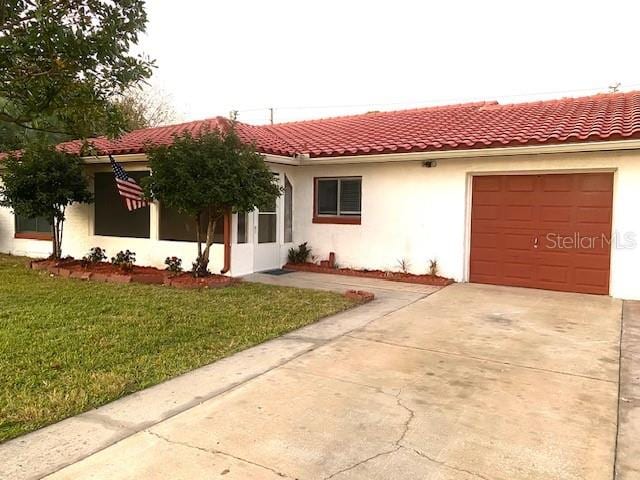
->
[111,250,136,272]
[165,256,183,275]
[82,247,107,266]
[288,242,312,264]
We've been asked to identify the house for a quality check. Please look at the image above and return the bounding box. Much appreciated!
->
[2,91,640,299]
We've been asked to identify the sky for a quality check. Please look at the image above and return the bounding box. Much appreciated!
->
[138,0,640,126]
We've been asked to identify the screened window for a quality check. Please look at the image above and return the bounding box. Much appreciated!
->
[314,177,361,223]
[237,212,248,244]
[159,205,223,243]
[284,175,293,243]
[15,214,52,238]
[94,171,150,238]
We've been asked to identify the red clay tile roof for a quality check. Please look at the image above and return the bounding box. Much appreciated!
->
[21,91,640,159]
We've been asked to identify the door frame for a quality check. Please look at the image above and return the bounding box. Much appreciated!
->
[463,168,618,292]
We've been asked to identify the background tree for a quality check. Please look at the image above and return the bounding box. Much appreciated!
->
[0,143,93,259]
[144,128,282,276]
[0,0,154,140]
[112,88,179,131]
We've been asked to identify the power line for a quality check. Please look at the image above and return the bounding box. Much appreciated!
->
[233,81,640,120]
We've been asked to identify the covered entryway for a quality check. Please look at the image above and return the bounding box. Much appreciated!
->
[470,172,614,294]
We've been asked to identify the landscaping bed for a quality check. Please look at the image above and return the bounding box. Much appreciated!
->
[1,254,356,442]
[30,258,234,288]
[284,262,454,286]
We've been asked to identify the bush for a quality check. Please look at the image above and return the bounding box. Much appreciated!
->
[82,247,107,266]
[165,256,183,276]
[288,242,312,264]
[111,250,136,272]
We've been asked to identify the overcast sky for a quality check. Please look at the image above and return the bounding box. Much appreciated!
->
[139,0,640,125]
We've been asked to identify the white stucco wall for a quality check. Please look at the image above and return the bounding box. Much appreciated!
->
[0,198,226,272]
[2,149,640,299]
[0,166,227,273]
[291,149,640,300]
[0,161,297,276]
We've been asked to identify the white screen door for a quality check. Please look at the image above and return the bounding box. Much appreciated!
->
[253,176,281,271]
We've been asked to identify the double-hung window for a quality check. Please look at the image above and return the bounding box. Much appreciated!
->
[314,177,361,224]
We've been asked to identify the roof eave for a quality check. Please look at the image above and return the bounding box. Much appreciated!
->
[298,138,640,165]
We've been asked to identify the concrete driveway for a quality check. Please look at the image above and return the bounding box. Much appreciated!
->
[33,281,625,480]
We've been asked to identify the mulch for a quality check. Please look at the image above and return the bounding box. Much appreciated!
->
[283,262,454,286]
[30,259,235,289]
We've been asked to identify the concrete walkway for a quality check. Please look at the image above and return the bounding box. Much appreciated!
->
[2,273,635,479]
[0,273,439,480]
[616,301,640,479]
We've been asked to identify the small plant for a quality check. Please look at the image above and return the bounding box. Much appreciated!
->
[428,258,439,276]
[82,247,107,267]
[165,256,183,276]
[288,242,312,264]
[397,257,411,274]
[111,250,136,272]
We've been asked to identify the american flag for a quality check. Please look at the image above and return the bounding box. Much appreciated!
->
[109,155,149,211]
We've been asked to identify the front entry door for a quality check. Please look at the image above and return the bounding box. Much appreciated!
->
[253,185,281,272]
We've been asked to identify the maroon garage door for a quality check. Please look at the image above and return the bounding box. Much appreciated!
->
[470,173,614,295]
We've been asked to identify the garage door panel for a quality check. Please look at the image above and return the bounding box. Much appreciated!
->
[474,176,502,192]
[574,193,615,209]
[471,232,499,248]
[540,175,573,192]
[470,173,613,295]
[539,205,572,223]
[503,232,535,251]
[503,262,535,281]
[579,174,614,192]
[574,268,610,292]
[473,205,500,220]
[505,176,536,191]
[576,206,612,224]
[537,264,569,284]
[505,205,535,222]
[470,259,502,278]
[573,251,611,266]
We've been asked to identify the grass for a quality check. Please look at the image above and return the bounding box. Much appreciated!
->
[0,254,355,442]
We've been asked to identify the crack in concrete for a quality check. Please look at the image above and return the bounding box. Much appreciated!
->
[348,334,616,384]
[394,389,415,447]
[323,446,401,479]
[295,372,493,480]
[322,388,414,480]
[146,430,290,478]
[405,447,493,480]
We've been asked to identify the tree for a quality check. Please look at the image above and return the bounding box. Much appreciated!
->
[0,142,93,259]
[0,0,153,139]
[0,97,71,151]
[144,128,282,276]
[112,88,178,131]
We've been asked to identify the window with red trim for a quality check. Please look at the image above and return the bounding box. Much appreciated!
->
[14,214,52,240]
[314,177,361,224]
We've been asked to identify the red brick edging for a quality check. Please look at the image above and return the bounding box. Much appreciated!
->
[344,290,375,302]
[30,260,235,289]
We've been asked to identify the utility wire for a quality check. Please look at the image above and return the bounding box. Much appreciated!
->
[233,82,640,119]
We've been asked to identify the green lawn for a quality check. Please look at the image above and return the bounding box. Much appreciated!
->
[0,254,354,442]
